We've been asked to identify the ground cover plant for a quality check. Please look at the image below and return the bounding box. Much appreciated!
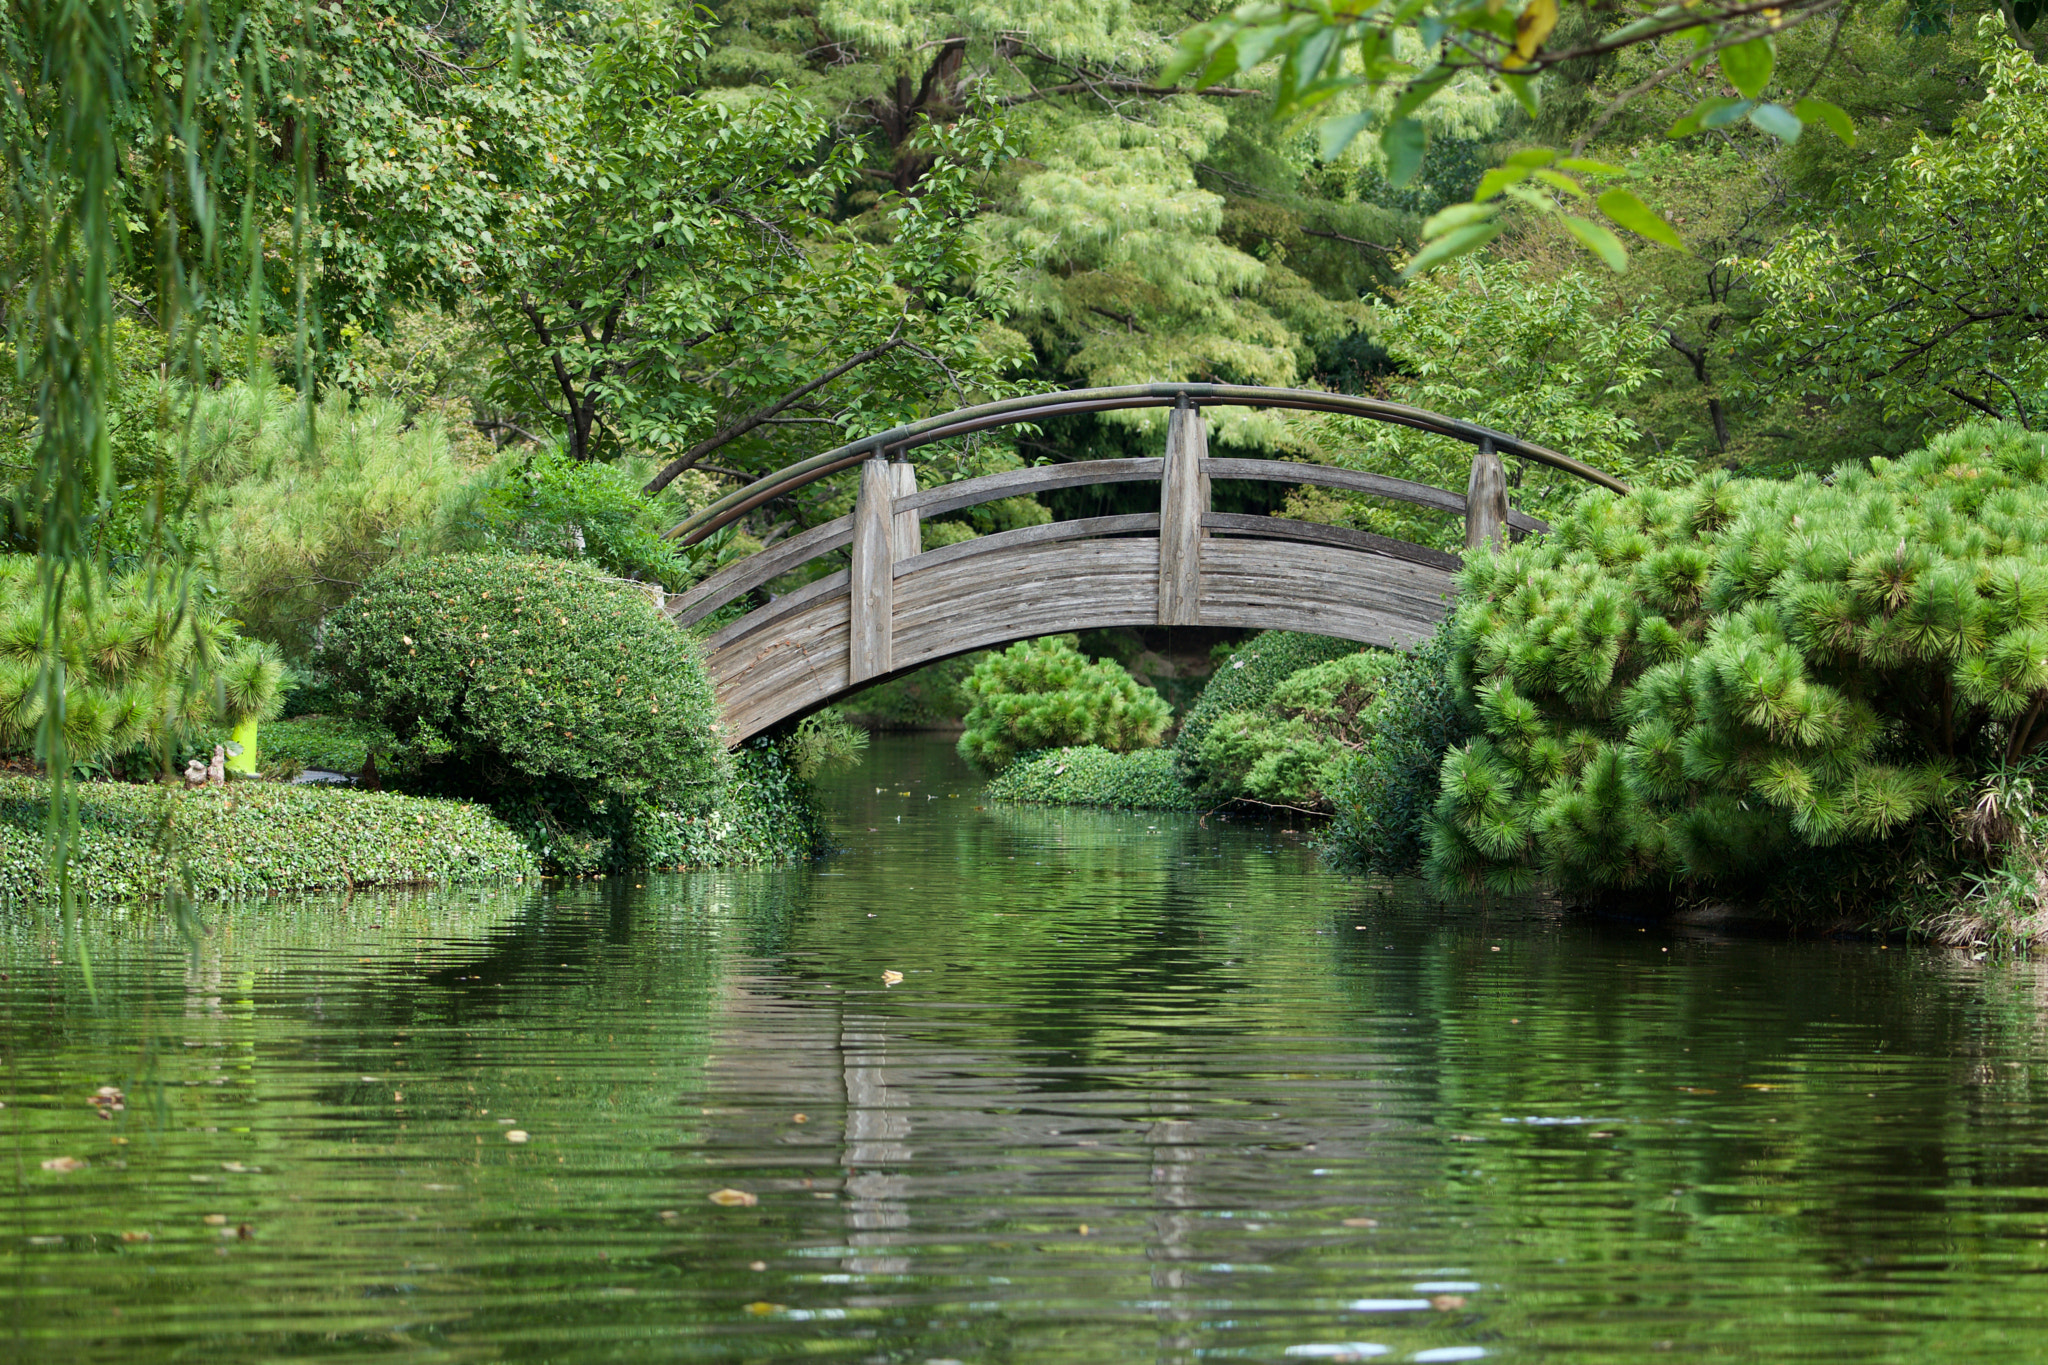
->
[1429,420,2048,912]
[0,776,531,903]
[957,637,1172,775]
[985,746,1201,812]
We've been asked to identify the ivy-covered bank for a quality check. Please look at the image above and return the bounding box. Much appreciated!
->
[0,778,532,903]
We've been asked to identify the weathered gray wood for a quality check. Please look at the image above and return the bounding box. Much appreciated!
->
[849,458,896,683]
[709,569,849,649]
[898,458,1165,517]
[1201,512,1462,572]
[893,514,1159,579]
[667,513,854,627]
[1158,404,1208,626]
[710,536,1458,743]
[1202,457,1547,535]
[1465,444,1508,553]
[889,462,921,562]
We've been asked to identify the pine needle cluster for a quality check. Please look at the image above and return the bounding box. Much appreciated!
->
[957,636,1171,775]
[1432,420,2048,899]
[0,557,284,767]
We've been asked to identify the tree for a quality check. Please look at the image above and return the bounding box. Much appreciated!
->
[1163,0,1866,271]
[1739,28,2048,431]
[483,5,1022,481]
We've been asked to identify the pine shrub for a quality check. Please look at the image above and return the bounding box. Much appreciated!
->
[957,637,1172,774]
[321,554,726,855]
[1173,631,1361,789]
[1324,622,1472,877]
[0,556,286,767]
[1430,420,2048,902]
[1195,651,1402,807]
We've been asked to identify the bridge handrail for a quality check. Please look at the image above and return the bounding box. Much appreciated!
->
[665,454,1546,627]
[665,382,1629,547]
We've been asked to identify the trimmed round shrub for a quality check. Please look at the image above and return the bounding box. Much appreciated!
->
[1173,631,1361,789]
[985,745,1201,810]
[1429,420,2048,901]
[1323,621,1472,877]
[1195,650,1401,807]
[957,636,1172,774]
[322,553,725,821]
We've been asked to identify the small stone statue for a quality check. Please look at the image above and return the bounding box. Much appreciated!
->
[183,756,208,786]
[207,745,226,787]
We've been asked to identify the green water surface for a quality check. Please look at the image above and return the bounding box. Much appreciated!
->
[6,736,2048,1363]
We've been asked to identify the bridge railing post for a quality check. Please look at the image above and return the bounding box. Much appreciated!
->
[889,460,921,562]
[850,457,897,683]
[1465,439,1508,554]
[1159,399,1210,626]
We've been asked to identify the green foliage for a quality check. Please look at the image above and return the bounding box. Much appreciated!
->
[957,636,1172,775]
[840,653,982,729]
[256,714,393,778]
[785,709,869,782]
[1430,420,2048,902]
[0,775,532,904]
[628,738,827,870]
[321,553,726,817]
[1195,650,1401,807]
[450,445,701,591]
[1325,621,1474,878]
[491,4,1022,475]
[1175,631,1362,790]
[0,556,285,766]
[1290,257,1689,550]
[1742,31,2048,432]
[985,745,1201,811]
[197,384,473,658]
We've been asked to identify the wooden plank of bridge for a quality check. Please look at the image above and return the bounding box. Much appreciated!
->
[850,457,896,683]
[1465,440,1508,553]
[1158,402,1209,626]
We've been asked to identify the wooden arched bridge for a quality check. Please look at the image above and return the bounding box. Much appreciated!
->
[664,384,1628,743]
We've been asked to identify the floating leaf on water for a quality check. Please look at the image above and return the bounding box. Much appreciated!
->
[25,1236,63,1247]
[236,1224,254,1240]
[708,1188,758,1207]
[1283,1347,1389,1360]
[791,1113,808,1124]
[1430,1295,1467,1311]
[749,1260,767,1271]
[39,1157,85,1173]
[120,1230,151,1244]
[1341,1217,1379,1228]
[743,1301,784,1315]
[221,1162,259,1173]
[202,1215,227,1226]
[659,1209,681,1222]
[505,1130,530,1143]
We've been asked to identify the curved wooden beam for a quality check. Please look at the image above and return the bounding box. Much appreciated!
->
[706,534,1455,743]
[666,383,1629,546]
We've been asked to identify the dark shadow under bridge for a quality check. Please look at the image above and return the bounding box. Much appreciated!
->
[662,384,1628,744]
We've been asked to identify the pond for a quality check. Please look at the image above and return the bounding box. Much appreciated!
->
[6,736,2048,1363]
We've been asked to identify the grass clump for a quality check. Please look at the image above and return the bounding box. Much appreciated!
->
[0,775,531,903]
[986,746,1201,811]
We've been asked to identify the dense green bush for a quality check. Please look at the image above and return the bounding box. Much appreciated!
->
[957,637,1172,774]
[1173,631,1361,789]
[986,745,1201,810]
[257,715,394,777]
[1324,622,1473,877]
[0,775,531,903]
[630,739,829,869]
[322,554,727,850]
[449,445,706,591]
[1194,650,1401,807]
[0,556,286,767]
[1430,420,2048,901]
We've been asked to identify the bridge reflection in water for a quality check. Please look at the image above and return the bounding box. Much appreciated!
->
[663,384,1627,742]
